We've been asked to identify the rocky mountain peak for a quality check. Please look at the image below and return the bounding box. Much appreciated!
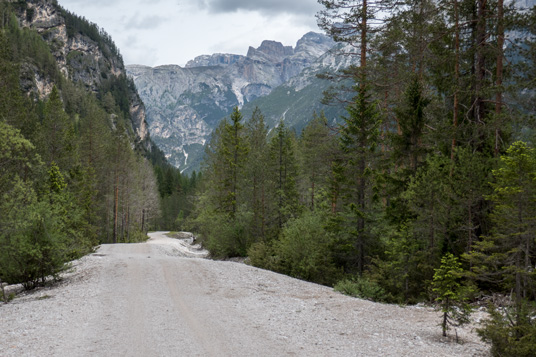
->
[294,32,335,60]
[185,53,243,68]
[247,40,294,63]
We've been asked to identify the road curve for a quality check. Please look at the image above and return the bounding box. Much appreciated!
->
[1,232,488,356]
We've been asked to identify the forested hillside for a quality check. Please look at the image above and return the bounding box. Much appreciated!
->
[188,0,536,353]
[0,0,193,290]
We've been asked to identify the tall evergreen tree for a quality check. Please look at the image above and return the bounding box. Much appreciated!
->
[244,107,270,241]
[331,83,382,275]
[466,142,536,303]
[269,121,300,232]
[299,112,339,211]
[36,86,77,174]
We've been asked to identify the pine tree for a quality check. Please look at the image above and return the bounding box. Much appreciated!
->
[432,253,473,340]
[243,107,270,241]
[37,86,77,174]
[332,82,382,275]
[465,141,536,355]
[466,142,536,303]
[269,121,300,232]
[222,106,248,218]
[299,111,339,211]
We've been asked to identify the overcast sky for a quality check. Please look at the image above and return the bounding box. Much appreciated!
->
[58,0,324,67]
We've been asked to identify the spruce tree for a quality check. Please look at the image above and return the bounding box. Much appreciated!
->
[432,253,473,340]
[244,107,270,241]
[466,142,536,303]
[269,121,300,232]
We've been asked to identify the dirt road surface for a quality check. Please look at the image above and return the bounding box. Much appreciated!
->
[1,232,488,356]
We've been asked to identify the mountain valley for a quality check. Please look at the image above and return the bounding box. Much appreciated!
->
[127,32,344,173]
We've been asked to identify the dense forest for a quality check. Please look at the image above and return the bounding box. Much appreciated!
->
[186,0,536,353]
[0,1,197,291]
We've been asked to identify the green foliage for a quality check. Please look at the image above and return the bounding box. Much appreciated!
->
[299,111,338,211]
[466,142,536,300]
[369,221,431,304]
[186,0,536,320]
[431,253,473,339]
[0,180,69,290]
[243,107,270,241]
[269,121,301,231]
[3,12,61,83]
[36,86,77,172]
[0,7,162,291]
[274,210,341,285]
[334,275,387,302]
[477,301,536,357]
[465,142,536,352]
[191,208,252,258]
[330,82,382,275]
[247,241,280,271]
[391,76,430,173]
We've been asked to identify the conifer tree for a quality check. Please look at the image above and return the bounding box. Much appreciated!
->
[332,81,382,275]
[466,142,536,304]
[299,112,339,211]
[432,253,473,340]
[269,121,300,232]
[222,106,248,218]
[37,86,77,174]
[244,107,270,241]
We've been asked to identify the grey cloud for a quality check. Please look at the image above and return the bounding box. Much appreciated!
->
[125,14,169,30]
[59,0,121,6]
[199,0,321,16]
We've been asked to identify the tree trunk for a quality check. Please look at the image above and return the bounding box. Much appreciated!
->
[475,0,487,124]
[141,208,146,233]
[113,173,119,244]
[495,0,504,156]
[451,0,460,162]
[360,0,368,85]
[357,157,366,275]
[311,171,316,210]
[442,298,449,337]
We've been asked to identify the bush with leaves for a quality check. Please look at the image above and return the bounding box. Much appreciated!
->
[273,210,341,285]
[334,275,388,302]
[0,183,69,289]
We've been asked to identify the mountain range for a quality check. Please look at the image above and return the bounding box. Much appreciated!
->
[127,32,348,173]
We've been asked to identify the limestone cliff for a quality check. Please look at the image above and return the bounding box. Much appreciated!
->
[16,0,149,146]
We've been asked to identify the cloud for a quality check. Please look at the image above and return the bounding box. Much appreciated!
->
[125,14,169,30]
[199,0,322,16]
[59,0,120,7]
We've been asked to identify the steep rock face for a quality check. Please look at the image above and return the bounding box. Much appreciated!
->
[127,32,335,173]
[185,54,242,68]
[241,43,357,133]
[18,0,148,145]
[246,40,294,63]
[23,1,121,92]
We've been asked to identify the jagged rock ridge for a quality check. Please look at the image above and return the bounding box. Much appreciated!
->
[127,32,335,172]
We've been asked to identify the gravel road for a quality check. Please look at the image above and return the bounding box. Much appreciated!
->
[1,232,489,356]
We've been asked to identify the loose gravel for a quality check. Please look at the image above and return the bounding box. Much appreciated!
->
[0,232,489,356]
